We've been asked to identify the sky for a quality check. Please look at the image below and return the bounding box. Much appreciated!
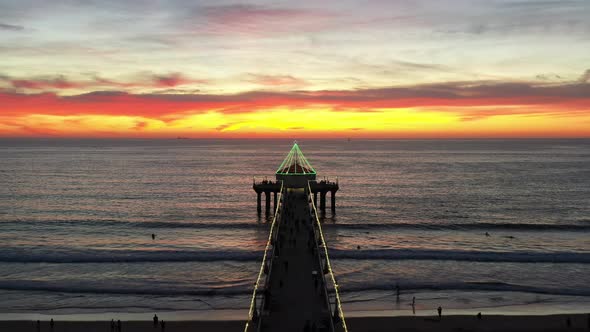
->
[1,0,589,138]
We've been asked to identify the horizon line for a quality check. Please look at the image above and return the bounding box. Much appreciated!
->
[1,136,590,140]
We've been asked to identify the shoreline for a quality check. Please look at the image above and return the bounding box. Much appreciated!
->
[2,288,589,321]
[1,299,589,322]
[1,314,588,332]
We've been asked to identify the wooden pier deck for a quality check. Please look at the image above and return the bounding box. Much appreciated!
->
[246,188,345,332]
[260,189,332,331]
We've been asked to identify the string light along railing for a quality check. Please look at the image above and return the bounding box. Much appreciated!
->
[307,182,349,332]
[244,182,284,332]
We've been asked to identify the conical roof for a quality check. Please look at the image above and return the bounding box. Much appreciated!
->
[276,142,316,175]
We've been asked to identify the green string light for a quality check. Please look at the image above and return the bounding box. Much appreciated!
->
[276,143,317,175]
[244,183,284,332]
[308,182,349,332]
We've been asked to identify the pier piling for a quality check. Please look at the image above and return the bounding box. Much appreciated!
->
[331,190,336,214]
[265,191,271,214]
[256,192,262,214]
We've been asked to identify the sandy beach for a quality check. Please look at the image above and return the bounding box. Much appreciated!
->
[2,314,588,332]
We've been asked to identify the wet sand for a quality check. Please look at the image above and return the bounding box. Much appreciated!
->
[2,314,588,332]
[347,314,589,331]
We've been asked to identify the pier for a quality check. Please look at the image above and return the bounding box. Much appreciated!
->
[254,179,338,215]
[253,143,339,215]
[245,143,347,332]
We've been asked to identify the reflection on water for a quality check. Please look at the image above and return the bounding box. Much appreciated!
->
[0,139,589,315]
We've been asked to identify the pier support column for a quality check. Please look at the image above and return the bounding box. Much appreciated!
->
[257,192,262,214]
[265,191,271,214]
[273,192,278,211]
[320,191,326,212]
[330,190,336,214]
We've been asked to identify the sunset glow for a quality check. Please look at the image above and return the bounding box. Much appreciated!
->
[1,1,589,138]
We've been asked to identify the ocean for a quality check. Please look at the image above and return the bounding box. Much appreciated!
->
[0,139,589,320]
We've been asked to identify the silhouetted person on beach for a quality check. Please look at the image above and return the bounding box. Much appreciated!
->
[152,233,156,240]
[50,318,54,330]
[161,320,166,331]
[153,314,158,327]
[438,306,442,320]
[357,245,361,250]
[36,320,40,332]
[412,296,416,315]
[566,317,571,328]
[117,319,122,332]
[111,319,115,331]
[485,232,490,237]
[477,312,482,320]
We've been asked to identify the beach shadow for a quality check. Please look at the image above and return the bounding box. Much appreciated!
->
[423,318,440,322]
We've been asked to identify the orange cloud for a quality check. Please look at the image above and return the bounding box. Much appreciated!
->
[0,81,589,138]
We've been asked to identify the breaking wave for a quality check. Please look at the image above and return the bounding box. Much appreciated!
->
[0,248,588,264]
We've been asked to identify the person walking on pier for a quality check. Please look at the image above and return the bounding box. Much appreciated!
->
[438,306,443,320]
[153,314,159,327]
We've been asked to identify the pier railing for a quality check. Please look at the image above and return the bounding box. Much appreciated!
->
[244,182,284,332]
[252,178,281,186]
[309,201,337,332]
[307,182,348,332]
